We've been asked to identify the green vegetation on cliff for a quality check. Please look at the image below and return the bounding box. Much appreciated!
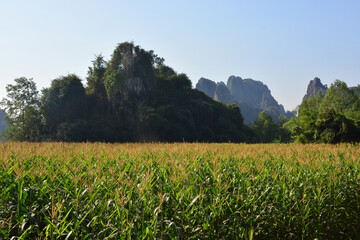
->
[286,80,360,143]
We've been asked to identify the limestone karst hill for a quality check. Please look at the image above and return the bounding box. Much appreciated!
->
[196,76,293,124]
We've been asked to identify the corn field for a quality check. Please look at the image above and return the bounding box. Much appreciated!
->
[0,142,360,239]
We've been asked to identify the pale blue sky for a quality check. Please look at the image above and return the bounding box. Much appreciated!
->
[1,0,359,110]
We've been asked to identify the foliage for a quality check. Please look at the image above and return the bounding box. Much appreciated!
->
[103,42,156,113]
[86,54,108,116]
[86,54,107,97]
[1,142,360,239]
[0,110,7,137]
[286,80,360,143]
[0,78,42,141]
[39,42,246,142]
[41,74,86,140]
[250,111,291,143]
[314,109,360,143]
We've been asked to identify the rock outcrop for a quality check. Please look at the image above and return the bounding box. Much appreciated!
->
[196,78,216,98]
[124,77,146,96]
[303,77,327,100]
[227,76,279,110]
[214,82,234,104]
[104,42,156,113]
[196,76,293,123]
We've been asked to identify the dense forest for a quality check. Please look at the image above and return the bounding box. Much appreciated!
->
[0,42,359,143]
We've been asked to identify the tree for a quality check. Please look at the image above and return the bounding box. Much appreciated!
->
[42,74,86,139]
[250,111,291,143]
[251,111,278,143]
[286,80,360,143]
[86,54,108,116]
[320,80,355,116]
[314,109,360,143]
[0,110,7,136]
[0,77,42,141]
[86,55,107,98]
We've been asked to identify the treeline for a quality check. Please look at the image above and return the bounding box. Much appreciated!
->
[1,42,358,143]
[0,43,250,142]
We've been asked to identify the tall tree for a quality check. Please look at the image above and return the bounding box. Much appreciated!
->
[86,54,108,116]
[87,55,107,97]
[42,74,86,139]
[251,111,278,143]
[320,80,360,120]
[0,77,42,141]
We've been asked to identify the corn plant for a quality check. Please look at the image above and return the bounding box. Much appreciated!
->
[0,143,360,239]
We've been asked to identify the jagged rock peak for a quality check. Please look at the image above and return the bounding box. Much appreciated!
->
[195,77,216,98]
[228,75,243,83]
[227,75,277,110]
[303,77,327,100]
[214,82,234,104]
[196,75,294,123]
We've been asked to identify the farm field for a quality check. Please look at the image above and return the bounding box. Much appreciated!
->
[0,142,360,239]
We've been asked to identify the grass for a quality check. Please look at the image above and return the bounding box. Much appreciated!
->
[0,142,360,239]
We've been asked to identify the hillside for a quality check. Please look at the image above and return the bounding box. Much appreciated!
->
[196,76,293,124]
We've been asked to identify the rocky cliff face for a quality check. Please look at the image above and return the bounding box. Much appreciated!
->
[196,78,216,98]
[196,76,293,123]
[105,42,155,113]
[303,77,327,100]
[124,77,146,96]
[214,82,234,104]
[227,76,279,110]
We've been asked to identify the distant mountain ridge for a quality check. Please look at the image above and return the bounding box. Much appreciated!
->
[196,76,293,124]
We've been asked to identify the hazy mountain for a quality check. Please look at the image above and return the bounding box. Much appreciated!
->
[214,82,235,104]
[195,78,216,98]
[196,76,293,124]
[227,76,281,110]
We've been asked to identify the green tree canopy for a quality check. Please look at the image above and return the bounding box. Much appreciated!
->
[42,74,86,139]
[86,54,108,116]
[286,80,360,143]
[0,77,42,141]
[250,111,291,143]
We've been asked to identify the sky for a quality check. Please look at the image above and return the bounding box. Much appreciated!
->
[1,0,359,111]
